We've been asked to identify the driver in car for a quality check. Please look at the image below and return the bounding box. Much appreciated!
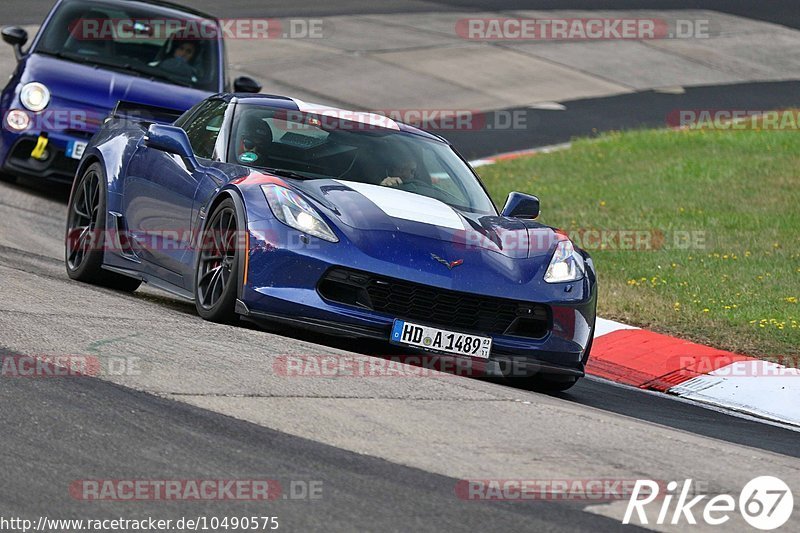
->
[381,161,417,187]
[158,39,197,82]
[380,149,424,188]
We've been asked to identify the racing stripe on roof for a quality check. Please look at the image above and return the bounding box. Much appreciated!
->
[289,98,400,130]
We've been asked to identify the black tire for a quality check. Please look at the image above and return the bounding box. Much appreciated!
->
[65,162,141,292]
[194,198,240,323]
[0,172,17,184]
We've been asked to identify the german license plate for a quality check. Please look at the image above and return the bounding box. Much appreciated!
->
[66,140,87,160]
[390,319,492,359]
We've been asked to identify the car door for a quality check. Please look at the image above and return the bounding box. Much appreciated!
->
[122,99,229,287]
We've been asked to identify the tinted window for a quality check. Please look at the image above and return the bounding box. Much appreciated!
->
[183,100,228,159]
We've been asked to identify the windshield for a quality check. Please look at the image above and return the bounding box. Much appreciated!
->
[230,104,497,215]
[34,0,221,91]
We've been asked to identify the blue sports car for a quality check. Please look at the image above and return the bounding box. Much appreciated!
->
[1,0,259,183]
[64,93,597,390]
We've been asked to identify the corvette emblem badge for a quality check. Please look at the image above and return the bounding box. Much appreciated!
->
[431,253,464,270]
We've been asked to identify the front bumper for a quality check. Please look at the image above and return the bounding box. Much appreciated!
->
[238,299,586,379]
[0,129,91,181]
[240,224,597,378]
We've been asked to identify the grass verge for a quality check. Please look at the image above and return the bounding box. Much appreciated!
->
[477,128,800,360]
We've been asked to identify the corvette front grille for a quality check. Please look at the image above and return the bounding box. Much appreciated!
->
[318,268,550,338]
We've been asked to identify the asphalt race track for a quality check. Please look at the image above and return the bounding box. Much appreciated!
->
[1,1,799,531]
[446,81,800,159]
[1,369,633,532]
[6,1,800,28]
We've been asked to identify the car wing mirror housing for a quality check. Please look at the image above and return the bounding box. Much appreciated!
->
[145,124,199,170]
[501,192,540,219]
[234,76,261,93]
[2,26,28,61]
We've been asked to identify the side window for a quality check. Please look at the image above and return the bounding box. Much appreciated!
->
[173,100,205,129]
[181,100,228,160]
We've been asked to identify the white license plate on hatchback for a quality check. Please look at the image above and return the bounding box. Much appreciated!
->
[390,319,492,359]
[66,140,87,160]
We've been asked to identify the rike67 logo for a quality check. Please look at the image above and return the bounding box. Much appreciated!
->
[624,476,793,530]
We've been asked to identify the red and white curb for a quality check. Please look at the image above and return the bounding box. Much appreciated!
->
[470,150,800,428]
[469,142,572,168]
[590,319,800,428]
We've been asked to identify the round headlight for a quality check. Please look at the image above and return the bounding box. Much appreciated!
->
[20,82,51,112]
[5,109,31,131]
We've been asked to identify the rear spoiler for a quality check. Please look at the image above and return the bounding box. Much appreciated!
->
[109,100,186,125]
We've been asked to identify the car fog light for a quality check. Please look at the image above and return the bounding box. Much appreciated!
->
[6,109,30,131]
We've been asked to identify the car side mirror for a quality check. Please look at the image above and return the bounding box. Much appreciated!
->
[501,192,540,219]
[234,76,261,93]
[2,26,28,61]
[145,124,199,170]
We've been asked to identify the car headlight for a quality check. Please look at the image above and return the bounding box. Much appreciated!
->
[20,82,50,112]
[261,184,338,242]
[544,239,585,283]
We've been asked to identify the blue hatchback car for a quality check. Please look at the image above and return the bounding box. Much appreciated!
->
[0,0,260,183]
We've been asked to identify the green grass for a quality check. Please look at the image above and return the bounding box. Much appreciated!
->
[477,128,800,360]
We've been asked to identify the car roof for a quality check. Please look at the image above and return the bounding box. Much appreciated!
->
[227,93,448,143]
[60,0,218,21]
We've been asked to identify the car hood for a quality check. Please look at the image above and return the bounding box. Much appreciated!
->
[20,53,210,115]
[297,179,559,260]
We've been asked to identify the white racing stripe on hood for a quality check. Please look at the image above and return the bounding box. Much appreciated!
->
[334,180,466,230]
